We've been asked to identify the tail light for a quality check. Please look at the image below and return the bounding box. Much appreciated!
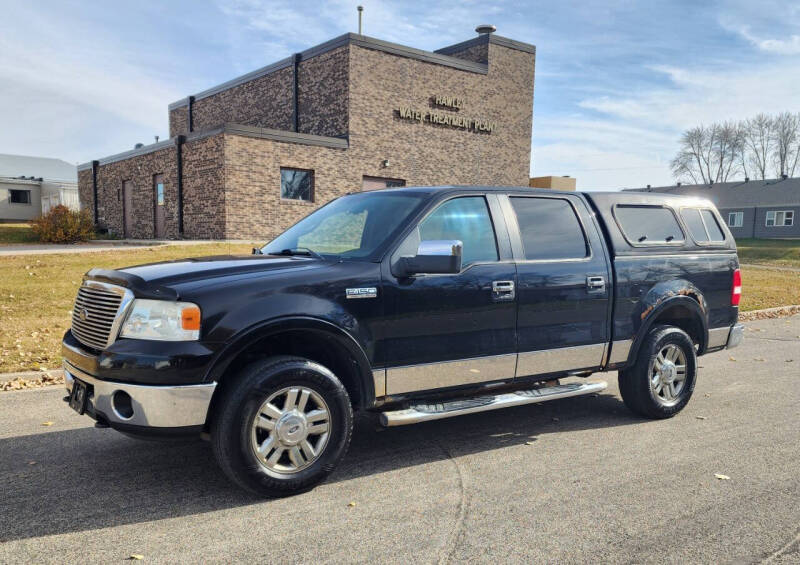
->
[731,269,742,306]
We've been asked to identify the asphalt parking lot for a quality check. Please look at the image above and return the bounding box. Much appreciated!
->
[1,315,798,564]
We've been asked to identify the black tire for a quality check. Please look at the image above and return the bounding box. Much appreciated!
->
[210,356,353,497]
[618,325,697,419]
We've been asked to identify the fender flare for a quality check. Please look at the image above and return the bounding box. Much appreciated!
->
[204,316,375,409]
[625,294,709,366]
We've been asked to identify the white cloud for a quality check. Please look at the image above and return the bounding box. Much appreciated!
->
[535,57,800,190]
[738,28,800,55]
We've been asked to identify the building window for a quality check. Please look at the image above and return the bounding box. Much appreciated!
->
[728,212,743,228]
[281,168,314,201]
[765,210,794,227]
[9,189,31,205]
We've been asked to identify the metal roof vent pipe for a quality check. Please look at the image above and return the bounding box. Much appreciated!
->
[475,24,497,35]
[134,143,144,149]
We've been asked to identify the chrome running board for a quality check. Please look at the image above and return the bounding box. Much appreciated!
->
[379,381,608,427]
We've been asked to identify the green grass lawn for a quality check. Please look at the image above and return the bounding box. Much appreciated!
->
[736,238,800,268]
[0,223,37,244]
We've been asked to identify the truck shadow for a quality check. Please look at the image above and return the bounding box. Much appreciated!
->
[0,392,639,542]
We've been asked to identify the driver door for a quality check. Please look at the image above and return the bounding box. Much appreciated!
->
[380,194,517,395]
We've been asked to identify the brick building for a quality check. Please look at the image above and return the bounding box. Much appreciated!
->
[78,31,536,240]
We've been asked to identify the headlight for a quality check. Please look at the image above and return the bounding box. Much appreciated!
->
[120,299,201,341]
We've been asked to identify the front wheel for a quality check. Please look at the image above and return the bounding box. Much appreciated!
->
[618,325,697,419]
[211,356,353,497]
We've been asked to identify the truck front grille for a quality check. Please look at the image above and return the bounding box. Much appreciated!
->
[70,283,128,350]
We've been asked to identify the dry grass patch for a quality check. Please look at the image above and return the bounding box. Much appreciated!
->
[0,243,254,373]
[736,239,800,269]
[738,267,800,312]
[0,244,796,374]
[0,223,38,244]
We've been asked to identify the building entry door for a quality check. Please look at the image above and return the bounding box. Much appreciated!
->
[122,180,134,238]
[362,176,406,191]
[153,174,165,238]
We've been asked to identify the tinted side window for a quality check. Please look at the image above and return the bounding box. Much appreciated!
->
[680,208,708,242]
[510,197,588,260]
[615,205,684,244]
[701,209,725,241]
[419,196,498,266]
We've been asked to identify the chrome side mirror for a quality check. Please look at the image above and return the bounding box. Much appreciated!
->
[397,239,463,276]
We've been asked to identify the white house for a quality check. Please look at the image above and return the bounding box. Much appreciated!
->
[0,153,79,221]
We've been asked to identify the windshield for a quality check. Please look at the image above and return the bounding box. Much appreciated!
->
[262,191,426,260]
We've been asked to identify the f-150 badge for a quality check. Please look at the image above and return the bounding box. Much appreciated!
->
[346,287,377,299]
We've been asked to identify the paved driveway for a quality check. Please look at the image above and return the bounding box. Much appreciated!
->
[1,316,798,563]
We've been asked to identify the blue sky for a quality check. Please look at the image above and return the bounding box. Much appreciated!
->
[1,0,798,189]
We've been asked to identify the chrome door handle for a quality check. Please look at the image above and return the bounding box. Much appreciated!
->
[492,280,515,300]
[586,276,605,291]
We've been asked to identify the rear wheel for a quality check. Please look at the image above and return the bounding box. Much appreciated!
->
[618,325,697,419]
[211,356,353,497]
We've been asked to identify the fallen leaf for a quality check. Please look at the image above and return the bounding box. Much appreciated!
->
[128,555,144,561]
[28,461,36,465]
[714,474,730,480]
[347,501,356,507]
[754,357,765,362]
[728,356,737,361]
[41,421,54,427]
[696,416,707,420]
[786,359,794,363]
[525,441,536,445]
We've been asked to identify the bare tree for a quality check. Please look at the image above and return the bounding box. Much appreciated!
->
[671,126,708,184]
[741,113,774,180]
[773,111,799,178]
[671,123,741,184]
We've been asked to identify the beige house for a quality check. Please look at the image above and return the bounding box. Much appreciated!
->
[0,154,79,222]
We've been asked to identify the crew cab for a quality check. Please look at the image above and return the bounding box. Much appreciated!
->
[62,186,743,496]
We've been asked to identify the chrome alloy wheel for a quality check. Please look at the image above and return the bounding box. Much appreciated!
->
[651,344,687,406]
[250,386,331,474]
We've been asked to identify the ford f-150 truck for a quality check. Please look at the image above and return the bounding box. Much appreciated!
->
[62,186,743,496]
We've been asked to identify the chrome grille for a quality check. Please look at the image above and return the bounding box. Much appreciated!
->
[70,282,128,350]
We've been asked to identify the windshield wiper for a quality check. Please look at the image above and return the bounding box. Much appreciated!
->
[274,247,325,261]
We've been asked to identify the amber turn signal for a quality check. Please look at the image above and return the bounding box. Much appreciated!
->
[181,306,201,330]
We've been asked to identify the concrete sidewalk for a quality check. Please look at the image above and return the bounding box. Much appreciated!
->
[0,239,257,256]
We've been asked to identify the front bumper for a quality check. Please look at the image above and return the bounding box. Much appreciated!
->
[64,361,216,430]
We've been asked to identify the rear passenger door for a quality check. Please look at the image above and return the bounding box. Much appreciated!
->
[500,194,611,377]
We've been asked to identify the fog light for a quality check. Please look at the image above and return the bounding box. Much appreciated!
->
[111,390,134,420]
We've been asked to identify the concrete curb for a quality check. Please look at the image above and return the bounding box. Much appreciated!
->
[740,263,800,273]
[0,369,64,383]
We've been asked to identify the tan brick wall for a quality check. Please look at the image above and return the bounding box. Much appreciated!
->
[92,148,178,239]
[170,68,294,136]
[347,42,534,188]
[443,43,488,64]
[297,46,349,138]
[86,37,535,241]
[223,133,354,240]
[77,168,93,216]
[182,134,226,239]
[169,106,189,138]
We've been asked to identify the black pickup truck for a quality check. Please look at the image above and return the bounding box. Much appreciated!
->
[62,186,743,496]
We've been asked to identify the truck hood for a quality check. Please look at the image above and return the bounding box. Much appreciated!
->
[85,255,326,298]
